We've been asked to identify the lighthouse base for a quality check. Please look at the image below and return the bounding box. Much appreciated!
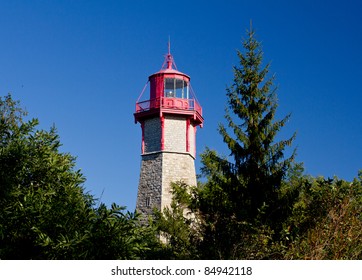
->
[136,151,197,223]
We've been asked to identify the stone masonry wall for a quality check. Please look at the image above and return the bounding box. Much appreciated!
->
[136,153,162,218]
[164,116,186,153]
[160,152,196,210]
[136,151,196,218]
[144,117,161,153]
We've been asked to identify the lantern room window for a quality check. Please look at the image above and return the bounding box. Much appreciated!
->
[164,78,189,99]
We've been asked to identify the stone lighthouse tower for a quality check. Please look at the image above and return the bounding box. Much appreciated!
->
[134,47,203,219]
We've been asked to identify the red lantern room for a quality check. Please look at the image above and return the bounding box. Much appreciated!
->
[134,48,203,128]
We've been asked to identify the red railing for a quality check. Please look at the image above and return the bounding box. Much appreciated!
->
[136,97,202,116]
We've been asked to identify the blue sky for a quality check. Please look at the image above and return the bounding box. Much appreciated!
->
[1,0,361,210]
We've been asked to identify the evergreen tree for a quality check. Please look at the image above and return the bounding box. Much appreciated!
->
[197,26,296,258]
[220,26,295,219]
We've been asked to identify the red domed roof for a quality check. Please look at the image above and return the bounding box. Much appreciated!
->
[149,51,190,80]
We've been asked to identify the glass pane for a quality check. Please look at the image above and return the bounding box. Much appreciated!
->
[164,78,175,97]
[164,78,188,98]
[175,79,184,89]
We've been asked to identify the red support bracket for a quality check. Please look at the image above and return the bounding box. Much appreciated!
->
[160,116,165,151]
[141,122,145,154]
[186,119,190,153]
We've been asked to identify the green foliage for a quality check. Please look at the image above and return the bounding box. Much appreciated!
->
[153,181,201,259]
[283,176,362,259]
[0,94,89,258]
[84,203,161,260]
[0,94,161,259]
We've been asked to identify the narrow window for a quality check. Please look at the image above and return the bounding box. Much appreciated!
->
[145,197,151,207]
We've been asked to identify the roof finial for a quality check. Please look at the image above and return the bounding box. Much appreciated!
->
[166,36,172,69]
[160,37,177,70]
[168,35,171,56]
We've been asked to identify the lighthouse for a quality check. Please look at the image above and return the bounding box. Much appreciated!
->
[134,47,203,220]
